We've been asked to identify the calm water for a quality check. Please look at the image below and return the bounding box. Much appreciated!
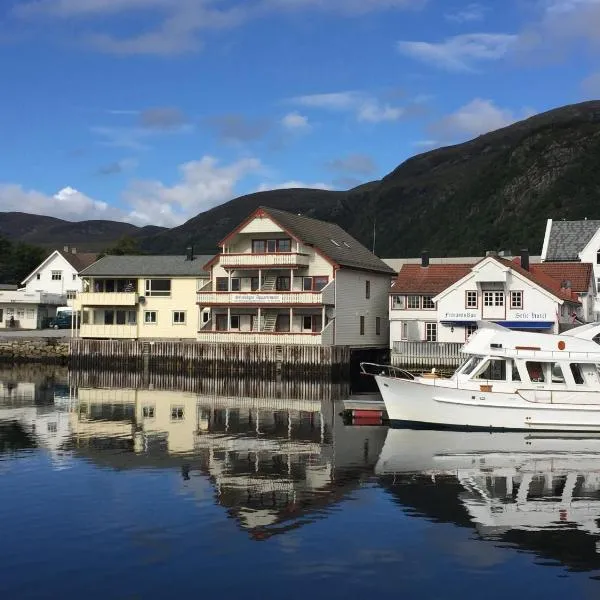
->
[2,366,600,599]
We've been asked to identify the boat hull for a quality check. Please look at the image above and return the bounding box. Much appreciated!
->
[375,375,600,432]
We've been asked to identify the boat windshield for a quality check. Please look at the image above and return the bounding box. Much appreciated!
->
[458,355,483,376]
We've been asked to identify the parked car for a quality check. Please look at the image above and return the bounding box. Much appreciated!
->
[48,313,79,329]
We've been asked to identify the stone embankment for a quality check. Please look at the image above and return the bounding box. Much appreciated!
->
[0,338,70,363]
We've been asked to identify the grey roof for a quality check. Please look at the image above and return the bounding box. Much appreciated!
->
[261,207,395,275]
[79,255,213,277]
[0,284,17,290]
[545,219,600,261]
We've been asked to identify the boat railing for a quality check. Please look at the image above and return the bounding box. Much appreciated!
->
[360,362,415,380]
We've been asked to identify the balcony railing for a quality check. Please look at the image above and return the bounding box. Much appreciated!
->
[79,324,138,338]
[196,331,323,345]
[197,291,325,305]
[77,292,138,307]
[219,253,311,268]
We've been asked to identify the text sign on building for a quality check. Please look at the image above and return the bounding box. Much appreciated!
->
[513,312,548,320]
[232,294,283,303]
[442,312,478,321]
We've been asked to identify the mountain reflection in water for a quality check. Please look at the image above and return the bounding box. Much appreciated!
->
[2,367,600,598]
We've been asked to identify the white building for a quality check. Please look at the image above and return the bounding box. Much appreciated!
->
[197,206,395,347]
[21,246,98,307]
[542,218,600,317]
[390,251,593,349]
[0,290,66,329]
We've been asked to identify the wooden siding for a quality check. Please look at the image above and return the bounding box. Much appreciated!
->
[391,341,463,368]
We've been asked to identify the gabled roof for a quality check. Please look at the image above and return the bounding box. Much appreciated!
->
[544,219,600,261]
[392,256,582,304]
[513,259,593,293]
[59,251,99,272]
[79,255,213,277]
[391,264,473,294]
[221,206,395,275]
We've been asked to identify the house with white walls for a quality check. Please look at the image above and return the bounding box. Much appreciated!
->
[541,218,600,318]
[21,246,98,307]
[196,206,395,347]
[390,251,593,353]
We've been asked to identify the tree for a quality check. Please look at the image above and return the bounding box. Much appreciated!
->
[98,235,144,258]
[0,236,46,285]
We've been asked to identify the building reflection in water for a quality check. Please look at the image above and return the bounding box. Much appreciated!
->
[376,428,600,570]
[67,372,387,539]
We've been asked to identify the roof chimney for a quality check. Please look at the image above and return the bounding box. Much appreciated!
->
[63,245,69,253]
[520,248,529,271]
[486,250,498,257]
[186,245,194,261]
[421,250,429,268]
[71,247,77,254]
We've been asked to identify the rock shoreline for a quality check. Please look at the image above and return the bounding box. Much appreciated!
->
[0,338,70,363]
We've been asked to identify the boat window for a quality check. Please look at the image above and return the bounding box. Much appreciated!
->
[551,363,565,384]
[476,359,506,381]
[511,361,521,382]
[526,361,545,383]
[570,363,585,385]
[459,355,482,375]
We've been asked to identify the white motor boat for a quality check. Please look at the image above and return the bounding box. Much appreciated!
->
[362,321,600,431]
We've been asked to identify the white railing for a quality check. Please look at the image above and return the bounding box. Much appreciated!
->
[196,331,322,345]
[219,253,311,268]
[392,341,463,368]
[77,292,138,307]
[197,291,324,305]
[80,324,138,338]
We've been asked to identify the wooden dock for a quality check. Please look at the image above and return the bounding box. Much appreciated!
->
[342,393,387,425]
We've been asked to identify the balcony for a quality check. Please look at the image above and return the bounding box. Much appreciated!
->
[77,292,138,307]
[196,331,323,345]
[219,253,311,269]
[79,324,138,338]
[197,291,325,305]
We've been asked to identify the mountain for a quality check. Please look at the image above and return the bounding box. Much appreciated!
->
[4,100,600,258]
[0,212,166,252]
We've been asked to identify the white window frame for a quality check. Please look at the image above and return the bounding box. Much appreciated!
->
[425,322,437,342]
[142,405,155,419]
[392,295,406,310]
[51,270,62,281]
[466,291,478,308]
[510,291,523,309]
[172,311,186,325]
[144,311,157,324]
[422,296,435,310]
[170,406,185,421]
[401,322,408,340]
[407,295,420,309]
[66,290,77,300]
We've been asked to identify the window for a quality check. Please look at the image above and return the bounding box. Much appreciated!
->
[597,251,600,265]
[36,273,40,280]
[173,311,186,324]
[251,277,259,291]
[104,310,114,325]
[366,280,371,299]
[551,363,565,383]
[303,316,312,331]
[51,271,62,281]
[484,291,504,307]
[72,274,77,281]
[465,324,478,339]
[252,240,266,253]
[570,363,585,384]
[143,406,155,419]
[376,316,381,335]
[511,362,521,382]
[510,291,523,309]
[401,322,408,340]
[230,315,240,330]
[360,316,365,335]
[476,359,506,381]
[303,277,313,291]
[526,361,545,382]
[171,406,185,421]
[277,239,291,252]
[127,311,137,324]
[407,296,420,309]
[276,315,290,332]
[26,309,35,319]
[66,290,77,300]
[392,296,405,310]
[313,276,328,291]
[422,296,435,309]
[17,310,24,319]
[144,311,157,324]
[216,314,228,331]
[466,291,478,308]
[202,311,210,324]
[276,276,290,291]
[267,240,277,253]
[425,323,437,342]
[145,279,171,297]
[231,278,241,292]
[216,277,228,291]
[47,422,57,433]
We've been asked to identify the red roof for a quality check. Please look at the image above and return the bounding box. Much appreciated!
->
[391,264,473,294]
[60,251,99,272]
[391,257,589,304]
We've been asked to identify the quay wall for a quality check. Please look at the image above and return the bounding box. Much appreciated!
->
[0,338,69,363]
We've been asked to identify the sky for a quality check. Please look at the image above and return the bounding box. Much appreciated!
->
[0,0,599,228]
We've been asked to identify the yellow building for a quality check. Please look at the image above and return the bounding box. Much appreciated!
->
[75,250,211,339]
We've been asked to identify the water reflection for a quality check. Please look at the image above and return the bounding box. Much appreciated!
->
[376,428,600,571]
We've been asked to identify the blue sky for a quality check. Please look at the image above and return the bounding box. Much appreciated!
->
[0,0,599,227]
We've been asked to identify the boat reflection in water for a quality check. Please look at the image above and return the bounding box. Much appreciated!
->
[68,375,387,539]
[376,428,600,566]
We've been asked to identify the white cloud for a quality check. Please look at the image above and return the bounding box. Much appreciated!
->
[256,180,332,192]
[281,111,310,131]
[262,0,423,15]
[0,184,115,222]
[430,98,535,139]
[445,3,487,23]
[292,91,404,123]
[397,33,517,72]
